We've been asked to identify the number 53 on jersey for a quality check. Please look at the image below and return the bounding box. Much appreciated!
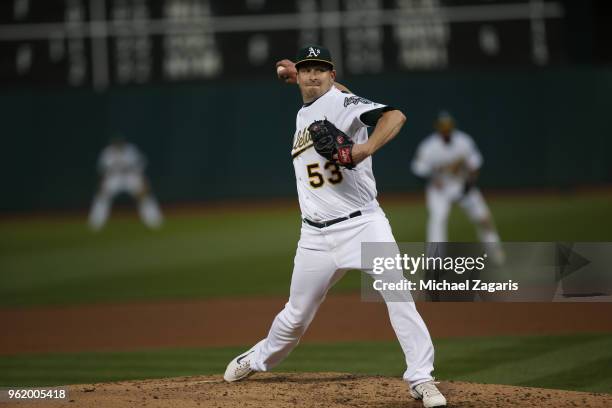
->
[306,162,343,188]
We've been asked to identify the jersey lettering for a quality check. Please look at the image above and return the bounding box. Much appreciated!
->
[343,96,373,107]
[292,127,314,158]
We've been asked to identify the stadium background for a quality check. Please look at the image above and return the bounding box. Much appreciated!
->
[1,0,612,403]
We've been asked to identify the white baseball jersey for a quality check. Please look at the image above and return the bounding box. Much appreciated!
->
[291,86,387,222]
[411,130,482,188]
[98,143,146,176]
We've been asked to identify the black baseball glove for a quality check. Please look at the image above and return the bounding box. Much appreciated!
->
[308,119,355,169]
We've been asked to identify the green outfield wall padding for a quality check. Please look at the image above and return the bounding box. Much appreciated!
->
[1,68,611,211]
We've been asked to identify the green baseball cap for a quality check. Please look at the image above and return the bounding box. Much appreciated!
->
[295,45,334,69]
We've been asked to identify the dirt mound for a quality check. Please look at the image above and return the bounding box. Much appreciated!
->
[8,373,612,408]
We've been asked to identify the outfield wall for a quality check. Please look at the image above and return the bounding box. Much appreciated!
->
[2,68,611,211]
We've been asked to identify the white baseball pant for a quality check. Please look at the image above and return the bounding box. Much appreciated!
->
[426,184,497,243]
[88,173,162,230]
[249,205,435,387]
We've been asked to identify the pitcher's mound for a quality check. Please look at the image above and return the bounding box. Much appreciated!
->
[11,372,612,407]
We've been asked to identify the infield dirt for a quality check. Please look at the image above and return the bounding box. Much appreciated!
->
[7,373,612,408]
[2,295,612,354]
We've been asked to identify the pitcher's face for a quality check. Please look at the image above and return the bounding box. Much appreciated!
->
[297,62,336,102]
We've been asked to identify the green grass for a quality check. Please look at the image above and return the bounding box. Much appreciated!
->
[1,193,612,307]
[1,334,610,394]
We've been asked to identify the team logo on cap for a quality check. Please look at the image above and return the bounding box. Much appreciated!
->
[307,47,321,57]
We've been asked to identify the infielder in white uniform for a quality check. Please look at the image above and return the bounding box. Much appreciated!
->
[224,45,446,408]
[411,112,502,262]
[88,137,163,231]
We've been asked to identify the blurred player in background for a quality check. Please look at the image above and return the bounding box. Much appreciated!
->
[88,137,163,231]
[411,112,503,263]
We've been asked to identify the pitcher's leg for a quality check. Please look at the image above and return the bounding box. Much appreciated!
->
[369,260,435,385]
[342,212,436,386]
[251,245,343,372]
[385,287,435,385]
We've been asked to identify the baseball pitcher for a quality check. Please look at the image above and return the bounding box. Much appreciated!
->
[224,45,446,408]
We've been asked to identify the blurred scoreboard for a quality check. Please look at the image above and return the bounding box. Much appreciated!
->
[0,0,565,89]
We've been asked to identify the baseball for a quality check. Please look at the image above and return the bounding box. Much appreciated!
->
[277,65,288,77]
